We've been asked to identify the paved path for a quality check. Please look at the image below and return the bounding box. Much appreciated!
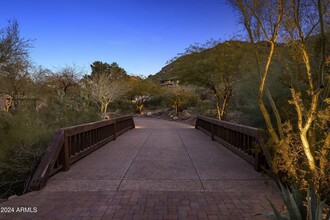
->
[0,118,282,219]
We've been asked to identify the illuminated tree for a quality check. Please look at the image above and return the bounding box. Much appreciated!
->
[126,76,161,115]
[85,74,124,115]
[167,85,196,116]
[229,0,329,195]
[174,40,242,119]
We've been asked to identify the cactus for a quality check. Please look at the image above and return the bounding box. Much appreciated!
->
[259,182,329,220]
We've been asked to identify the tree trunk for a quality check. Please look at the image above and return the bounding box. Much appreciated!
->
[4,97,12,112]
[258,41,280,144]
[317,0,326,87]
[300,131,316,171]
[290,87,320,172]
[214,93,221,120]
[266,87,284,139]
[137,103,144,115]
[220,95,229,120]
[100,104,104,113]
[103,103,109,114]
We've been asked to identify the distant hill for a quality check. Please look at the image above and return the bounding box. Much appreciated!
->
[148,40,289,126]
[150,40,270,82]
[148,37,328,127]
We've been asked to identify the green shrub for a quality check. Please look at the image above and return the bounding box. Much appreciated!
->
[0,111,53,198]
[0,94,100,199]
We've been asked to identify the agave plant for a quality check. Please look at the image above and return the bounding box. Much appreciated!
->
[259,182,330,220]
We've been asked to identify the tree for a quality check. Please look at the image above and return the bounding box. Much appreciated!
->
[46,66,80,96]
[89,61,128,80]
[167,85,196,116]
[229,0,329,197]
[0,20,31,69]
[82,61,130,117]
[126,76,161,115]
[167,39,220,64]
[228,0,285,142]
[85,74,124,116]
[201,43,241,120]
[175,40,242,120]
[0,20,32,111]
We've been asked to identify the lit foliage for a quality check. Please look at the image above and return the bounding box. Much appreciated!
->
[167,85,197,116]
[229,0,330,204]
[170,40,243,120]
[126,76,162,114]
[85,74,124,115]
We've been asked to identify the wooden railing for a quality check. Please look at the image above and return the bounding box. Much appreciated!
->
[28,116,135,191]
[195,115,269,172]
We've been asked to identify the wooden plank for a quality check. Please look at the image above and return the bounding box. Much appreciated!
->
[196,126,212,137]
[69,125,133,164]
[29,116,135,191]
[195,115,261,170]
[61,137,70,171]
[63,115,132,137]
[70,135,116,164]
[29,130,64,190]
[213,136,255,165]
[197,115,259,137]
[49,165,63,176]
[64,120,115,137]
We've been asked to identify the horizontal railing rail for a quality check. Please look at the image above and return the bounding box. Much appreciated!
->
[195,115,269,172]
[28,115,135,191]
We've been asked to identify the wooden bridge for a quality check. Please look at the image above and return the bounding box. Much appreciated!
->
[0,116,282,219]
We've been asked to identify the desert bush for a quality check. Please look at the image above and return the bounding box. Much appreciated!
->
[0,92,100,199]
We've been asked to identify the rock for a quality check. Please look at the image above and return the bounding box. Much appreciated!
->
[173,116,179,120]
[182,111,191,117]
[147,112,152,116]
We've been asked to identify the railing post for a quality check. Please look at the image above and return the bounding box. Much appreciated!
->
[61,137,70,171]
[195,116,198,129]
[254,150,261,171]
[211,122,214,140]
[114,119,117,140]
[194,115,270,173]
[131,117,135,129]
[28,115,134,191]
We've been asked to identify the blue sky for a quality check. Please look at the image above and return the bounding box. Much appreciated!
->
[0,0,241,76]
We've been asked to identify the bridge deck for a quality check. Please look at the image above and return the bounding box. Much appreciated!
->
[1,118,282,219]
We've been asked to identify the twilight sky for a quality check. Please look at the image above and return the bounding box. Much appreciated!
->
[0,0,242,76]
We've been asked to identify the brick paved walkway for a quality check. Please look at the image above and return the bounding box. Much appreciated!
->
[0,118,282,219]
[0,190,282,219]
